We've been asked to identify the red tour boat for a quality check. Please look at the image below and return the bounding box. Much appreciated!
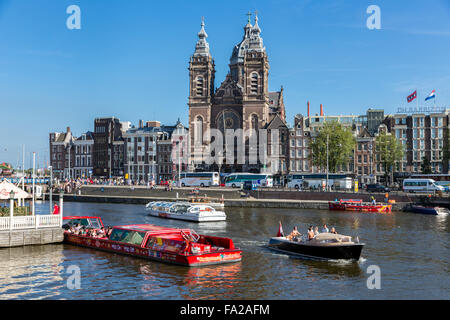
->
[328,199,392,213]
[62,216,242,267]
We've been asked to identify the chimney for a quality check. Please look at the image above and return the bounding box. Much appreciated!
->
[146,121,161,128]
[320,104,324,116]
[67,127,71,133]
[139,119,143,128]
[307,101,310,118]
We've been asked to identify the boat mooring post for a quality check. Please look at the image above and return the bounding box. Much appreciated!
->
[9,190,15,231]
[59,192,64,227]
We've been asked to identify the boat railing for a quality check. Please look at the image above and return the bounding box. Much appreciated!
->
[181,229,199,242]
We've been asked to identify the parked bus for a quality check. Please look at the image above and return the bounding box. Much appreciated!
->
[224,173,273,188]
[286,174,353,190]
[402,178,445,193]
[179,172,220,187]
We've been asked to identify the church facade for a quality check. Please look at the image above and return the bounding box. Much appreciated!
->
[188,14,289,174]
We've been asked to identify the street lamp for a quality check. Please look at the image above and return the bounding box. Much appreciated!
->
[9,190,15,231]
[326,134,329,191]
[49,165,53,214]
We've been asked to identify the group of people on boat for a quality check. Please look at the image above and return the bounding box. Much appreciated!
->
[64,224,113,239]
[286,224,337,242]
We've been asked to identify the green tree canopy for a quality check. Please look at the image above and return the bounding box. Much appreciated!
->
[375,131,404,175]
[420,157,432,174]
[309,121,355,173]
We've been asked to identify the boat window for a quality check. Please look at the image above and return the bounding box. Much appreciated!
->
[109,229,146,246]
[66,218,90,226]
[89,218,101,229]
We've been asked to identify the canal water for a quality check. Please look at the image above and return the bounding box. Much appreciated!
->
[0,201,448,300]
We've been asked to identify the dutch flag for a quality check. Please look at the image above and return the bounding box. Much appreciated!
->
[425,90,436,101]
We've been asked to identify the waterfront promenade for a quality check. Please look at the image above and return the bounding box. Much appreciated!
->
[45,185,449,211]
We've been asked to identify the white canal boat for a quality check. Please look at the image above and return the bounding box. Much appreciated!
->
[145,201,227,222]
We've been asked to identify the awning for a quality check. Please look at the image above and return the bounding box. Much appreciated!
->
[0,180,32,200]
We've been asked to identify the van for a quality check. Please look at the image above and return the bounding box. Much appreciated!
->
[402,179,444,193]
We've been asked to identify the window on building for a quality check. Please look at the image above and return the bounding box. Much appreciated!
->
[250,73,258,94]
[196,76,204,95]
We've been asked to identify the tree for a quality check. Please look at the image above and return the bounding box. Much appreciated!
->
[420,157,432,174]
[375,131,404,185]
[309,121,355,173]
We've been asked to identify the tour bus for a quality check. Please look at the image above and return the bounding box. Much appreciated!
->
[286,174,353,190]
[179,172,220,187]
[402,178,445,193]
[224,173,273,188]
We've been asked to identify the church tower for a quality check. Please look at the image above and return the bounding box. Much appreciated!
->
[229,13,270,132]
[188,18,215,168]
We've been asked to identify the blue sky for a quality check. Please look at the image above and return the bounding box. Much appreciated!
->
[1,0,450,168]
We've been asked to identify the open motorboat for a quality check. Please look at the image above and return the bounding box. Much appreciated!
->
[267,222,364,261]
[145,201,227,222]
[62,216,241,267]
[404,204,449,216]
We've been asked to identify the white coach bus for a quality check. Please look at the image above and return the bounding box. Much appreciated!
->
[224,173,273,188]
[179,172,220,187]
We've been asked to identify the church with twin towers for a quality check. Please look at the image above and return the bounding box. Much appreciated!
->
[188,13,289,174]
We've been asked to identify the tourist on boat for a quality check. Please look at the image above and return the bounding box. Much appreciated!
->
[371,196,376,205]
[286,226,301,241]
[330,227,337,234]
[314,226,320,236]
[307,226,315,240]
[384,192,389,203]
[322,224,329,233]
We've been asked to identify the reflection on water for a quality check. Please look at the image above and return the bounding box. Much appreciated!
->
[0,201,448,300]
[0,245,65,299]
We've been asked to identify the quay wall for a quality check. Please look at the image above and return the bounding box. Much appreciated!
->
[48,185,410,211]
[0,228,64,248]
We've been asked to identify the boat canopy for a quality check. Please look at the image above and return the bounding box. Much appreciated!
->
[311,233,352,243]
[147,201,216,213]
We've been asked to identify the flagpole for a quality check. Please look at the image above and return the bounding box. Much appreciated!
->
[416,89,418,110]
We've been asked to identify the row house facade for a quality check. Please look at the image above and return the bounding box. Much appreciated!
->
[73,131,94,178]
[123,121,161,183]
[288,107,367,176]
[49,127,74,180]
[157,120,190,183]
[123,120,189,183]
[92,117,126,178]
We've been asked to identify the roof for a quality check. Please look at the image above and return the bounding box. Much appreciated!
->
[265,114,288,130]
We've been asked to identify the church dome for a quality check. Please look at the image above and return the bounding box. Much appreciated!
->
[230,13,265,65]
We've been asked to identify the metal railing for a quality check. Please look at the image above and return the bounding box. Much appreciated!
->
[0,214,62,231]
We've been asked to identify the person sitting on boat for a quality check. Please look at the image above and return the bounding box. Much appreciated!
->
[97,227,106,238]
[371,196,376,205]
[307,226,315,240]
[321,224,329,233]
[330,227,337,234]
[286,226,301,241]
[314,226,320,236]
